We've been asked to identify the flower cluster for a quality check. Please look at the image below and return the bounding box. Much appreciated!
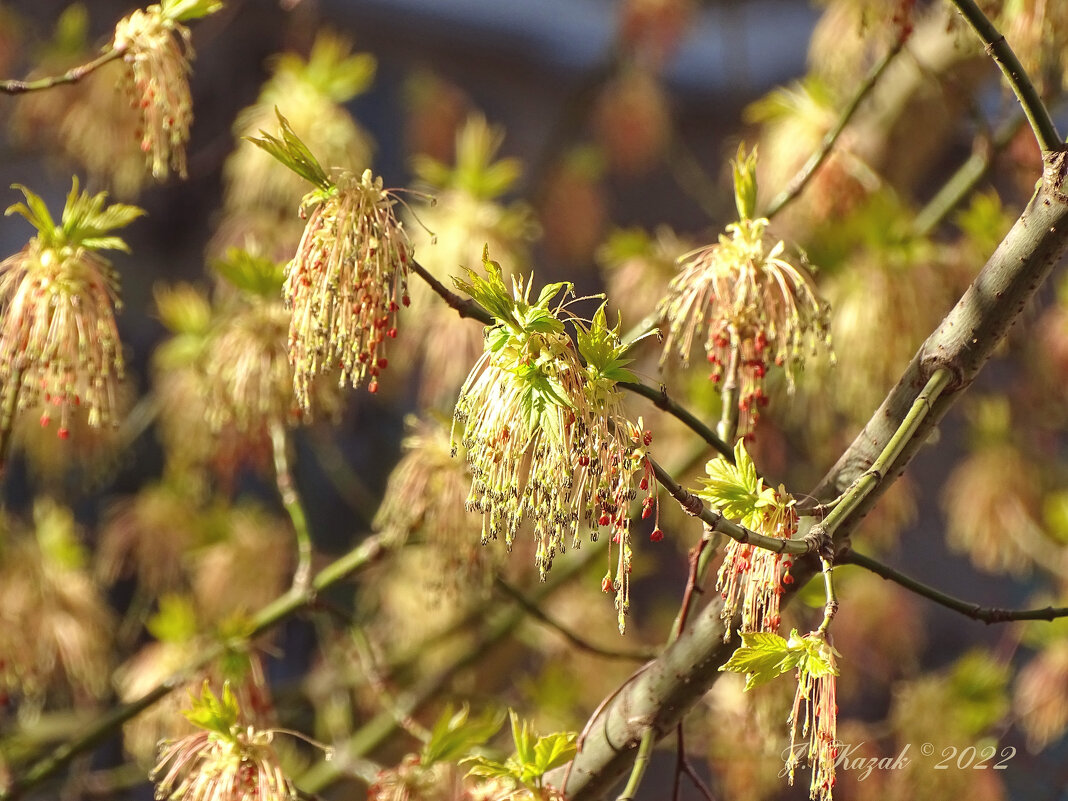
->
[786,632,840,801]
[0,500,115,702]
[112,1,221,181]
[152,683,296,801]
[658,146,830,434]
[698,440,798,640]
[248,114,413,408]
[452,253,657,631]
[0,180,142,441]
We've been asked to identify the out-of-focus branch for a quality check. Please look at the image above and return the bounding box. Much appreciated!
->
[763,34,907,220]
[0,532,394,801]
[0,48,124,94]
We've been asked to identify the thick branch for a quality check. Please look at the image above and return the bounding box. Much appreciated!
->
[554,147,1068,801]
[841,549,1068,623]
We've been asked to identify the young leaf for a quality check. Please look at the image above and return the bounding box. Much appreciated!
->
[211,248,286,298]
[720,630,796,690]
[161,0,224,22]
[532,731,578,774]
[422,705,505,766]
[246,110,333,191]
[181,681,241,737]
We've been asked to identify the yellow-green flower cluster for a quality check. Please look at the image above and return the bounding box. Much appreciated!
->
[786,632,840,801]
[452,253,657,631]
[248,115,412,408]
[0,180,142,440]
[699,440,798,639]
[152,683,295,801]
[659,147,830,433]
[112,0,221,180]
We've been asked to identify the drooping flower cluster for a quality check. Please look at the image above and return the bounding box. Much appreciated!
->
[786,632,840,801]
[112,0,221,181]
[0,500,115,702]
[248,114,413,408]
[658,146,830,433]
[0,180,142,440]
[152,683,296,801]
[452,253,657,631]
[698,440,798,640]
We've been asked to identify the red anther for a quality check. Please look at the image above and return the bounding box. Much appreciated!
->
[598,514,611,526]
[643,430,653,446]
[40,413,50,428]
[649,528,664,542]
[368,379,379,393]
[389,301,399,312]
[387,327,398,338]
[358,352,369,363]
[377,357,388,369]
[402,295,411,306]
[58,427,70,440]
[601,575,613,593]
[710,373,721,384]
[578,454,590,467]
[642,506,652,519]
[782,572,794,585]
[753,362,767,378]
[639,477,648,490]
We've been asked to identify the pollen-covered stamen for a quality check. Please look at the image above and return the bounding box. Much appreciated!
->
[285,169,412,408]
[113,5,200,180]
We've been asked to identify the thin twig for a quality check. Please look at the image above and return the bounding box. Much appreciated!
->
[762,35,907,219]
[841,549,1068,623]
[649,458,814,556]
[948,0,1062,152]
[0,47,124,95]
[494,578,657,662]
[815,368,953,539]
[620,381,732,460]
[270,420,313,591]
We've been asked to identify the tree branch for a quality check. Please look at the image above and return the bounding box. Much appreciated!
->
[763,34,907,219]
[912,110,1026,237]
[841,549,1068,623]
[553,146,1068,801]
[0,47,124,95]
[947,0,1062,151]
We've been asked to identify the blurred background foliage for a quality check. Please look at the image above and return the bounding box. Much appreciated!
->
[0,0,1067,799]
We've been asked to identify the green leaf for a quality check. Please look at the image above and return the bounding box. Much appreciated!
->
[422,705,505,766]
[6,184,56,238]
[532,731,578,774]
[719,630,796,690]
[509,710,535,767]
[182,681,241,737]
[732,143,759,221]
[211,248,286,297]
[698,440,768,526]
[146,594,199,643]
[161,0,224,22]
[246,109,333,190]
